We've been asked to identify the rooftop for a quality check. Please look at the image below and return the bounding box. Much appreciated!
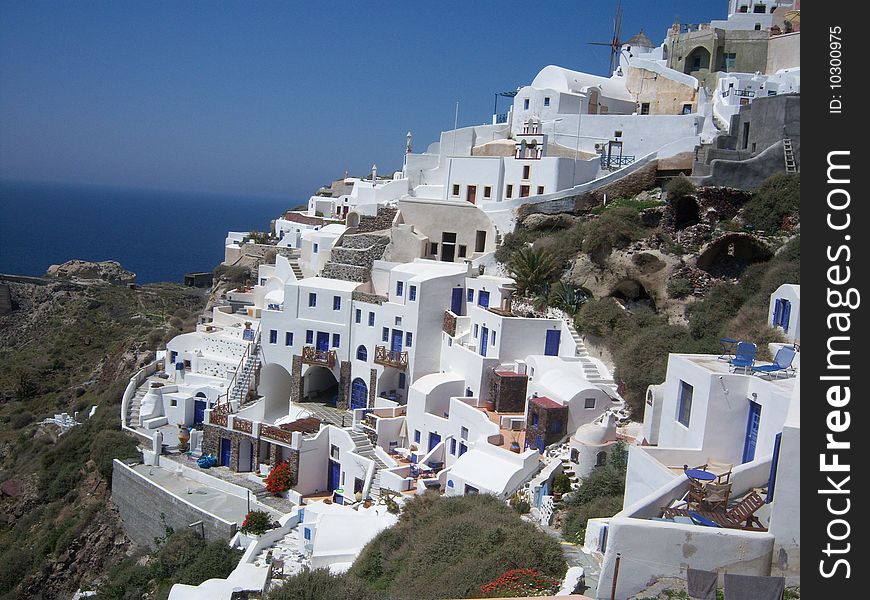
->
[531,396,563,410]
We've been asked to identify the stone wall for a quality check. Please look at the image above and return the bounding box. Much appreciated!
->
[517,161,659,221]
[111,460,237,548]
[489,370,529,413]
[525,401,569,450]
[0,284,12,316]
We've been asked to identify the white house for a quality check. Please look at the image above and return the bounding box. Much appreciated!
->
[768,283,799,344]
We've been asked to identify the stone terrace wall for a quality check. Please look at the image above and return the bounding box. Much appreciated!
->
[517,160,659,220]
[111,460,237,548]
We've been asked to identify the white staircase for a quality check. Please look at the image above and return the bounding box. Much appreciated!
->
[229,338,261,406]
[290,258,304,280]
[127,383,148,427]
[566,321,619,395]
[349,430,389,498]
[566,320,589,358]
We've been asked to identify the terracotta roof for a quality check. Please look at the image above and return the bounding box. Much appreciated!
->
[531,396,563,409]
[494,370,527,378]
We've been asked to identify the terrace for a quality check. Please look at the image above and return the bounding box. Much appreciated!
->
[373,345,408,370]
[301,346,337,368]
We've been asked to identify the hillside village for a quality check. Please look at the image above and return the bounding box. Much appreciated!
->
[0,2,801,599]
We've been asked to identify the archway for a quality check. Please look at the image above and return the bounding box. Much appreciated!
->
[238,439,254,472]
[302,365,339,406]
[350,378,368,410]
[596,451,608,467]
[684,46,711,74]
[610,279,656,311]
[696,234,773,278]
[259,363,294,422]
[672,196,700,230]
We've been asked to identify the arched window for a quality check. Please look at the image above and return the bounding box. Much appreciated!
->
[356,345,368,361]
[596,451,608,467]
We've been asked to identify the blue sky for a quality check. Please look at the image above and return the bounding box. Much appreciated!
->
[0,1,722,200]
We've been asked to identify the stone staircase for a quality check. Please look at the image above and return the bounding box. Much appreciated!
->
[783,138,798,173]
[349,430,389,498]
[127,382,149,427]
[565,321,619,395]
[565,320,589,358]
[321,233,390,283]
[290,258,304,280]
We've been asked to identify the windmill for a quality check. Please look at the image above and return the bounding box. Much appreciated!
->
[588,0,624,74]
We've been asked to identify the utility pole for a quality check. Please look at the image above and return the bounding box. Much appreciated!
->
[610,552,622,600]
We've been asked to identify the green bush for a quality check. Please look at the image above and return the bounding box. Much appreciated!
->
[553,473,573,495]
[213,264,251,288]
[266,569,387,600]
[90,430,141,481]
[664,175,696,199]
[582,207,646,263]
[742,173,800,233]
[666,277,694,299]
[563,495,624,543]
[351,493,566,600]
[575,298,633,339]
[9,411,35,429]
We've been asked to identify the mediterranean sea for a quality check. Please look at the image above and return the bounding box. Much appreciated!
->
[0,180,295,283]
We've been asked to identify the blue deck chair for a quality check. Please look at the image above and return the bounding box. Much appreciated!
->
[752,346,796,379]
[688,510,723,528]
[729,342,757,374]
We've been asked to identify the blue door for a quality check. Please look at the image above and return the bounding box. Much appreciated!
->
[350,378,368,410]
[480,327,488,357]
[194,399,207,424]
[742,401,762,463]
[478,290,490,308]
[391,329,403,354]
[544,330,561,356]
[316,331,330,351]
[780,300,791,332]
[327,459,341,491]
[220,438,231,467]
[451,288,463,315]
[535,434,545,454]
[428,432,441,452]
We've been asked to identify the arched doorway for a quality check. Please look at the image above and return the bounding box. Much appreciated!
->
[696,234,773,278]
[259,363,294,422]
[350,378,368,410]
[684,47,711,74]
[672,196,700,230]
[194,392,208,425]
[303,365,339,406]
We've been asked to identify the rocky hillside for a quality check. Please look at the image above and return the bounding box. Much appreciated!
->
[498,173,800,415]
[0,270,206,599]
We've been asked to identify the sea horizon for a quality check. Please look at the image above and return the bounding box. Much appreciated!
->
[0,178,299,283]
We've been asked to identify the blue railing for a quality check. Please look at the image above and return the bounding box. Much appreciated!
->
[600,154,636,168]
[494,113,508,124]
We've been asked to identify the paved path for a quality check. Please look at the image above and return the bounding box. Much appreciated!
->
[537,519,601,596]
[299,400,350,427]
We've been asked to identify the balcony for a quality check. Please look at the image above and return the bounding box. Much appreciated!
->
[374,346,408,370]
[301,346,336,368]
[261,424,295,445]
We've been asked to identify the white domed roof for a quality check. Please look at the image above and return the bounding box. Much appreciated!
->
[572,413,618,445]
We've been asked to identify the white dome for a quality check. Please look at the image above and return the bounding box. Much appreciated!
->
[572,413,618,445]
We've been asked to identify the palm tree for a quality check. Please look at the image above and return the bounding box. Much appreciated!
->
[508,246,559,296]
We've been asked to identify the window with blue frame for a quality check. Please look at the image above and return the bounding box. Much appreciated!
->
[550,419,562,434]
[396,281,404,297]
[677,380,693,427]
[474,324,479,337]
[382,327,389,342]
[313,243,319,254]
[332,333,340,347]
[398,372,406,389]
[285,332,293,346]
[269,329,277,344]
[409,285,417,301]
[308,293,316,307]
[356,345,367,361]
[355,309,361,323]
[478,290,490,308]
[491,330,496,346]
[414,430,421,443]
[304,527,311,540]
[460,426,468,440]
[450,439,457,455]
[406,332,413,347]
[368,312,375,326]
[459,442,468,456]
[467,288,474,303]
[333,296,341,311]
[306,330,314,344]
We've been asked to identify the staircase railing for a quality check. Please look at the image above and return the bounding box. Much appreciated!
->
[216,326,261,413]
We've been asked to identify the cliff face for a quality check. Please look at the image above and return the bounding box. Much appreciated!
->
[46,259,137,285]
[0,274,206,598]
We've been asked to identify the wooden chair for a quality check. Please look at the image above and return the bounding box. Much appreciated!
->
[701,482,732,511]
[726,490,766,529]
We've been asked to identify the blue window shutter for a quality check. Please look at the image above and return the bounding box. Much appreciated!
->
[396,281,403,296]
[333,296,341,310]
[309,293,316,307]
[467,289,474,303]
[306,330,313,344]
[382,327,389,342]
[355,309,361,323]
[285,332,293,346]
[406,332,413,347]
[781,300,791,332]
[269,330,277,344]
[369,312,375,326]
[772,299,782,327]
[332,333,340,347]
[767,432,783,503]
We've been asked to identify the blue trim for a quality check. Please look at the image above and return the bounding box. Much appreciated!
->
[767,432,782,503]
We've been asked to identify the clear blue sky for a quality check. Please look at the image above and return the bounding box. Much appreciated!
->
[0,1,722,200]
